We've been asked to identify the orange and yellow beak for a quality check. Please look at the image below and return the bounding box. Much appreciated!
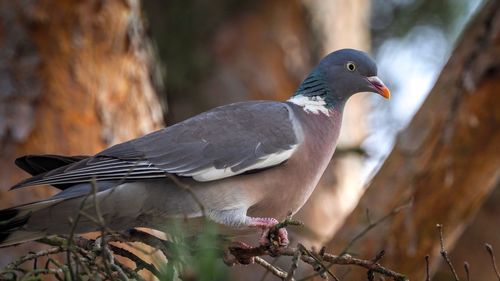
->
[367,76,391,99]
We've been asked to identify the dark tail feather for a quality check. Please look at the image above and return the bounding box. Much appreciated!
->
[0,200,58,247]
[0,207,33,247]
[15,154,88,176]
[12,155,89,190]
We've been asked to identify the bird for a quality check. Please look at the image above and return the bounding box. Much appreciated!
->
[0,48,390,247]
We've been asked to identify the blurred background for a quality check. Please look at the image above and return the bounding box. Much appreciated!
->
[0,0,498,280]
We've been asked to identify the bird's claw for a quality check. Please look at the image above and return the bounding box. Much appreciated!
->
[262,227,289,247]
[247,217,290,247]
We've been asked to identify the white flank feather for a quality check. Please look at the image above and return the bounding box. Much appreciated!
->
[287,95,330,115]
[186,145,297,182]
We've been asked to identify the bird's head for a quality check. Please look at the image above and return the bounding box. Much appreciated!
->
[291,49,390,110]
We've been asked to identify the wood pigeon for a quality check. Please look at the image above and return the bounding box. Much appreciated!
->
[0,49,390,247]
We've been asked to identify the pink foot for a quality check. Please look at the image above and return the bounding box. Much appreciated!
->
[247,217,289,246]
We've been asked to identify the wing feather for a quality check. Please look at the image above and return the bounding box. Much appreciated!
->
[12,101,302,189]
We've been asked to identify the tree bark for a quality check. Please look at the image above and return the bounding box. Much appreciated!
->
[330,1,500,280]
[434,185,500,280]
[0,0,163,267]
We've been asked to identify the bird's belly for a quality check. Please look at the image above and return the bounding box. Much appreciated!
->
[245,158,326,220]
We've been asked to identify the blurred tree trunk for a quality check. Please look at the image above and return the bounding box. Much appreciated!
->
[330,1,500,280]
[0,0,163,267]
[144,0,370,279]
[434,185,500,280]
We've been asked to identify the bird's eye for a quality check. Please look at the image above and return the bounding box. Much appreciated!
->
[346,61,356,72]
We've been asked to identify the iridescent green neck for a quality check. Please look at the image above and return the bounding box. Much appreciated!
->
[293,70,336,108]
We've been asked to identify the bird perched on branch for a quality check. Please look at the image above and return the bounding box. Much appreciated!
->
[0,49,390,247]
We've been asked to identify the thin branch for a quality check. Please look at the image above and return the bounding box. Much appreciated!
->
[368,250,386,281]
[43,257,67,281]
[340,201,412,255]
[21,268,65,279]
[285,249,302,281]
[108,244,160,277]
[36,233,161,280]
[425,255,430,281]
[164,173,206,216]
[113,260,147,281]
[485,243,500,280]
[315,252,407,281]
[298,202,411,281]
[71,251,93,280]
[228,245,408,281]
[437,224,460,281]
[90,178,106,227]
[464,261,470,281]
[110,228,176,260]
[254,257,290,280]
[102,244,129,281]
[299,244,339,281]
[2,247,64,271]
[259,257,281,281]
[66,184,94,281]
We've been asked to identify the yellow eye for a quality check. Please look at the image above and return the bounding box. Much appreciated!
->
[346,61,356,72]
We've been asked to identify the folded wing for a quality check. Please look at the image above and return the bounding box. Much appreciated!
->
[11,101,302,189]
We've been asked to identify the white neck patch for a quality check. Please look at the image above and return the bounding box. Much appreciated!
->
[288,95,330,116]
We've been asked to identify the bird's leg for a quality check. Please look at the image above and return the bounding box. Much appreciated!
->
[246,217,289,246]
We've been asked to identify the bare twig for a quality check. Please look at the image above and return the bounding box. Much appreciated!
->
[273,216,304,231]
[21,268,65,279]
[84,238,156,278]
[229,245,408,281]
[255,256,289,280]
[66,183,95,281]
[43,257,67,281]
[108,244,159,278]
[374,250,385,263]
[297,202,411,281]
[2,247,64,271]
[165,173,206,216]
[485,243,500,280]
[90,178,106,227]
[299,244,339,281]
[102,244,129,281]
[111,228,176,259]
[36,233,162,280]
[368,250,386,281]
[340,201,412,255]
[437,224,460,281]
[464,261,470,281]
[88,180,115,280]
[259,257,281,281]
[425,255,430,281]
[286,249,302,281]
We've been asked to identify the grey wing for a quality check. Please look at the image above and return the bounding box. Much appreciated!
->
[102,101,302,181]
[12,101,302,188]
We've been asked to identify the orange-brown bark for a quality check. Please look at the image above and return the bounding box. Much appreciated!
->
[330,0,500,279]
[0,0,163,266]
